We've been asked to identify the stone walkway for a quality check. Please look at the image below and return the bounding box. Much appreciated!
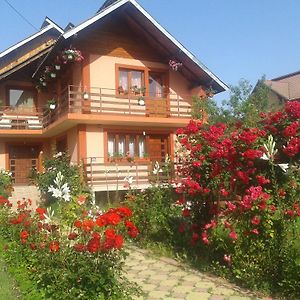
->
[125,247,269,300]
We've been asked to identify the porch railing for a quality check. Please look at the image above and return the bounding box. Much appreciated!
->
[83,157,179,190]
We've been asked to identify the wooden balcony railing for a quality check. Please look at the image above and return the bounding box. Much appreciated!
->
[66,85,192,118]
[0,107,44,130]
[83,157,179,191]
[0,85,192,131]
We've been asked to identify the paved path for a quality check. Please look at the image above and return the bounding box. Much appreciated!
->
[8,185,41,210]
[125,247,269,300]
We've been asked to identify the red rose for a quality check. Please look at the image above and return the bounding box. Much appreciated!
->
[68,232,78,240]
[49,241,60,252]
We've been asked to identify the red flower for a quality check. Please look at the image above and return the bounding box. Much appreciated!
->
[96,216,107,227]
[30,243,37,250]
[201,231,209,245]
[105,229,116,238]
[115,207,132,218]
[250,229,259,235]
[49,241,60,252]
[256,175,270,185]
[74,220,82,228]
[178,223,185,233]
[77,195,87,206]
[82,219,94,232]
[251,216,260,225]
[20,230,29,240]
[182,208,190,217]
[229,231,238,241]
[87,237,100,253]
[68,232,78,240]
[128,226,139,238]
[74,243,86,252]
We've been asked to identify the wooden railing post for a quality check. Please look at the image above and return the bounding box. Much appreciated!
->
[99,88,102,113]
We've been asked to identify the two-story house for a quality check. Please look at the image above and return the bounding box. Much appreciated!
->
[0,0,227,192]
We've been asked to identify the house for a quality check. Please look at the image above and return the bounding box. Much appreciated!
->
[0,0,227,192]
[258,71,300,108]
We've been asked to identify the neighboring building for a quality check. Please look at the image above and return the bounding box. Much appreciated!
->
[0,0,227,192]
[260,71,300,108]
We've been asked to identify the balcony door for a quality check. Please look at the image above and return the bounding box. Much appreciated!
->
[146,72,168,117]
[9,145,40,185]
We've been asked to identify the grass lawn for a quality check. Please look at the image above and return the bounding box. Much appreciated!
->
[0,257,21,300]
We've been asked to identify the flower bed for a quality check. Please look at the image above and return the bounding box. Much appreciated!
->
[0,196,141,299]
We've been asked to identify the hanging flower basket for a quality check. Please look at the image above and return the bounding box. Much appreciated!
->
[169,59,183,71]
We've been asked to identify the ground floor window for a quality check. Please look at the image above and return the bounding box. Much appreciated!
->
[107,133,146,159]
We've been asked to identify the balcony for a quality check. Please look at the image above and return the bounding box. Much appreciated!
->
[83,157,179,192]
[0,85,192,132]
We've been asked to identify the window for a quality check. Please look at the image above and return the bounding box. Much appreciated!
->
[107,133,146,159]
[117,68,145,95]
[8,88,36,109]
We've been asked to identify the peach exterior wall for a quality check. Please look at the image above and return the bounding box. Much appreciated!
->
[89,55,191,100]
[0,142,6,169]
[86,125,104,163]
[68,127,78,163]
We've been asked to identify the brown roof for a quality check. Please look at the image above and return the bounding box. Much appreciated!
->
[265,71,300,100]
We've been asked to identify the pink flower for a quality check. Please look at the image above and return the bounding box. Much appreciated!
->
[223,254,231,265]
[250,229,259,235]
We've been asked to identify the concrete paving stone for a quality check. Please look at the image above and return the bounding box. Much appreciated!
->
[195,281,217,289]
[138,270,157,277]
[156,285,174,292]
[186,292,211,300]
[228,296,252,300]
[145,279,162,285]
[171,285,194,294]
[192,287,210,293]
[169,270,189,277]
[130,264,149,271]
[149,274,169,281]
[170,292,187,299]
[147,290,170,299]
[213,288,235,296]
[180,280,196,287]
[140,283,157,292]
[210,296,226,300]
[183,274,203,282]
[159,279,178,287]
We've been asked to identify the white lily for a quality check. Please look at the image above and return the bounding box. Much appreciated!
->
[277,163,289,173]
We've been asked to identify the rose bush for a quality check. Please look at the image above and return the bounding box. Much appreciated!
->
[0,196,141,300]
[175,101,300,297]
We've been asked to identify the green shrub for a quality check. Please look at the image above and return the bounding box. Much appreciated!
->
[31,152,91,204]
[0,169,13,198]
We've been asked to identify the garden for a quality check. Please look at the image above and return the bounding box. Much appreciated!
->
[0,99,299,299]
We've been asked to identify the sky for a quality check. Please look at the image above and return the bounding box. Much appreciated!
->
[1,0,300,103]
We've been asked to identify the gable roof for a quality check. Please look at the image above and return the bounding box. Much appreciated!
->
[0,17,63,59]
[63,0,228,93]
[0,17,63,80]
[264,70,300,100]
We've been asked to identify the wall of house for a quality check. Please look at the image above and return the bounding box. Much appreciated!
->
[89,55,191,101]
[0,142,6,169]
[67,127,78,163]
[86,125,104,163]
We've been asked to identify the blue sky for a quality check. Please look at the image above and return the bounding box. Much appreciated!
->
[0,0,300,102]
